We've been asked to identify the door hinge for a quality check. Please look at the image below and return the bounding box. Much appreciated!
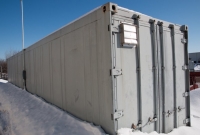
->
[111,110,124,120]
[181,38,187,44]
[177,106,185,112]
[182,65,188,70]
[152,66,157,70]
[183,92,189,97]
[183,118,190,124]
[163,110,175,117]
[109,24,119,32]
[111,69,122,76]
[132,120,142,130]
[132,117,157,130]
[111,24,120,33]
[148,117,157,124]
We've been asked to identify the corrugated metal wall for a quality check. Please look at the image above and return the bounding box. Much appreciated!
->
[7,51,24,88]
[8,6,115,134]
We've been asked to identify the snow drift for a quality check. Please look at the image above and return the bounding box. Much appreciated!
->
[0,79,105,135]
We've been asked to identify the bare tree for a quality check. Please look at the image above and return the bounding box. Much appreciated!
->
[0,49,19,77]
[0,58,7,73]
[5,49,19,59]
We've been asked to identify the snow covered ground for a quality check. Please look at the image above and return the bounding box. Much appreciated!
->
[0,79,105,135]
[194,65,200,71]
[0,79,200,135]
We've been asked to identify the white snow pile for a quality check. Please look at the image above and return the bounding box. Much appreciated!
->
[0,79,105,135]
[194,65,200,71]
[1,79,200,135]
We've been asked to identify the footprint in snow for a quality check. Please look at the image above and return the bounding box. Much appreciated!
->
[193,115,200,118]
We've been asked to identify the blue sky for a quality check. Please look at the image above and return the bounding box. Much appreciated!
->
[0,0,199,59]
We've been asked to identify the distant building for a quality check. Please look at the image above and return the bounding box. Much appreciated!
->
[189,52,200,64]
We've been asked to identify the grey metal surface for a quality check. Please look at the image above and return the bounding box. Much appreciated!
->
[111,5,190,134]
[7,2,190,135]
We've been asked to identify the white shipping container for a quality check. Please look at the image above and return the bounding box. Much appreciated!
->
[7,2,190,134]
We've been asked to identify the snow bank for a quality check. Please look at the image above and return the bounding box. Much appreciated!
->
[0,79,8,83]
[0,79,105,135]
[194,65,200,71]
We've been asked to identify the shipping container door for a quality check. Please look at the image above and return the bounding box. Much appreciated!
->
[112,17,159,132]
[172,26,189,128]
[157,23,190,132]
[157,24,175,133]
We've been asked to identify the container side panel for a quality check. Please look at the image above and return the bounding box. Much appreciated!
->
[35,48,42,96]
[33,50,36,93]
[51,39,62,108]
[25,51,30,91]
[60,36,66,110]
[63,33,71,112]
[20,53,23,88]
[15,54,20,87]
[11,59,13,83]
[15,56,17,86]
[10,59,11,82]
[7,7,114,135]
[13,56,16,85]
[12,58,13,83]
[28,51,31,91]
[14,56,18,85]
[97,11,114,134]
[17,54,20,87]
[21,52,24,88]
[12,58,14,84]
[83,23,92,122]
[42,43,51,102]
[84,23,94,122]
[89,22,100,125]
[49,42,53,104]
[29,51,34,93]
[15,56,18,85]
[83,20,100,123]
[64,29,86,120]
[18,54,21,87]
[11,58,13,83]
[41,47,44,98]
